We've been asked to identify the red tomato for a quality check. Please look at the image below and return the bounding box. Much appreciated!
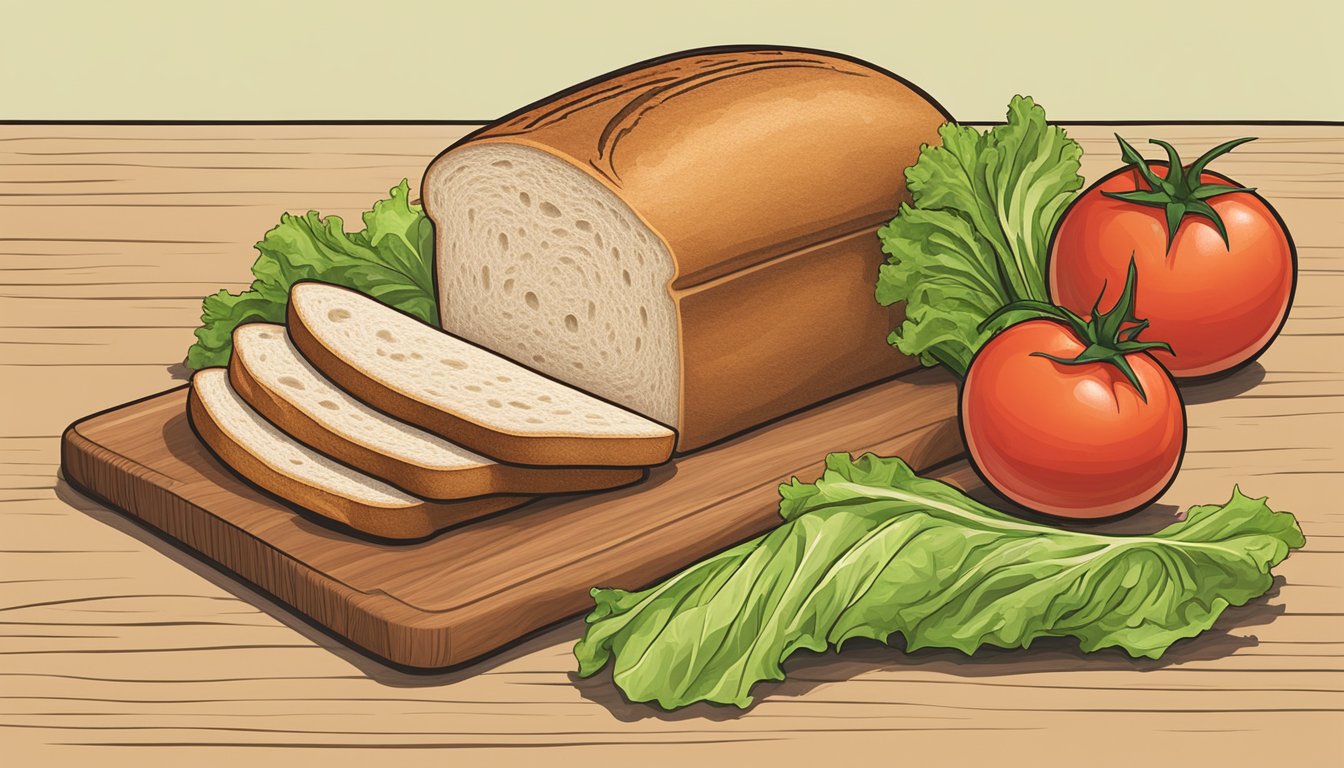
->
[961,320,1185,519]
[1050,161,1295,379]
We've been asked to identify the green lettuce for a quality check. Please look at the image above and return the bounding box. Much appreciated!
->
[876,96,1084,375]
[185,180,436,369]
[575,453,1303,710]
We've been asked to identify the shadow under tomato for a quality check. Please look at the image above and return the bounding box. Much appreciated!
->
[967,481,1185,535]
[936,460,1186,535]
[1178,361,1266,405]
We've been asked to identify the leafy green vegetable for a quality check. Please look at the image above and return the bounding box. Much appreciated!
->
[574,453,1303,710]
[876,96,1084,375]
[185,180,436,369]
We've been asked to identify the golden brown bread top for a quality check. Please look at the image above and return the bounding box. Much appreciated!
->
[447,47,951,289]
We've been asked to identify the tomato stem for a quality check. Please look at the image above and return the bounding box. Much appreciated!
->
[979,258,1172,401]
[1101,134,1257,251]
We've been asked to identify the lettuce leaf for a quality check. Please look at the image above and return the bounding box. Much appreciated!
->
[574,453,1304,710]
[876,96,1084,375]
[185,180,436,369]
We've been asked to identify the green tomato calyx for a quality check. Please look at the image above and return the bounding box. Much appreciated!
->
[978,257,1173,401]
[1102,134,1257,251]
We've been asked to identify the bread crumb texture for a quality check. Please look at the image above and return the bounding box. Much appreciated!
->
[428,144,680,427]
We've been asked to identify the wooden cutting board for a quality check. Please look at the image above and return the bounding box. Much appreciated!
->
[59,368,961,669]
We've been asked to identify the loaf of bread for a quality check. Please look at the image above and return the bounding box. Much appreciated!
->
[228,323,645,498]
[424,47,949,450]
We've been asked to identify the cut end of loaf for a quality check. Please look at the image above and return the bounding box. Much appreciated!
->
[424,143,681,429]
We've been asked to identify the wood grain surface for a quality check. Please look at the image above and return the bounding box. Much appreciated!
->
[1,124,1341,765]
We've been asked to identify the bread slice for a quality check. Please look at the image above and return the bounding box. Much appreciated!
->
[229,322,644,498]
[286,282,675,467]
[187,368,528,540]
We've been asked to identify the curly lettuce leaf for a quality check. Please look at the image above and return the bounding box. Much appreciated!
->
[876,96,1084,375]
[185,180,436,369]
[574,453,1303,710]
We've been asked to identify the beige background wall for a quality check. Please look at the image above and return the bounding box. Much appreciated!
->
[4,0,1340,122]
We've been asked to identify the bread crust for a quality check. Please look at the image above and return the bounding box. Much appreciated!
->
[187,377,528,540]
[454,48,949,288]
[425,47,948,451]
[676,229,917,448]
[286,300,675,468]
[227,334,646,498]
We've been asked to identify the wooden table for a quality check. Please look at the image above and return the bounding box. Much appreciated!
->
[1,123,1340,765]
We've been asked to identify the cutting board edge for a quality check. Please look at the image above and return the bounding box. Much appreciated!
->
[59,406,474,668]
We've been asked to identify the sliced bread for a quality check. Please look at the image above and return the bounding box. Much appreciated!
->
[187,368,528,540]
[229,323,644,498]
[286,282,676,467]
